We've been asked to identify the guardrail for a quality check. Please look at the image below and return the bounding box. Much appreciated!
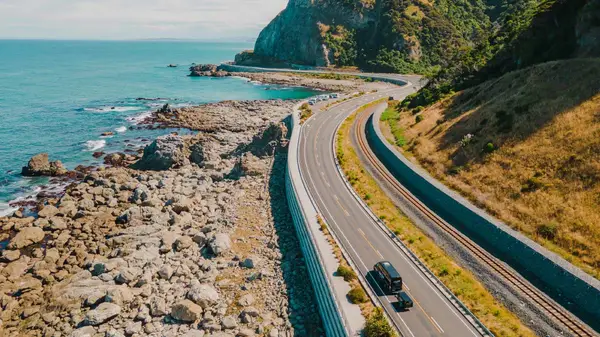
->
[285,102,356,337]
[367,105,600,331]
[331,102,492,337]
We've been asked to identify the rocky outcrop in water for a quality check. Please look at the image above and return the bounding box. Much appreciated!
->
[21,153,67,177]
[189,64,230,77]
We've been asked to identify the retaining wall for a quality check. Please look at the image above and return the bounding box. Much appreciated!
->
[284,104,357,337]
[366,109,600,331]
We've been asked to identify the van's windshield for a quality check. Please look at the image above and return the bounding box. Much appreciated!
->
[392,280,402,291]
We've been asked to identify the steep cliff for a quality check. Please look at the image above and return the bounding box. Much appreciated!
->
[244,0,504,73]
[253,0,377,67]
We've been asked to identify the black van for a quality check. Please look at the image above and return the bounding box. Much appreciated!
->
[396,291,413,309]
[374,261,403,294]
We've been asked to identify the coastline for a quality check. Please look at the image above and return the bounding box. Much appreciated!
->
[0,71,382,336]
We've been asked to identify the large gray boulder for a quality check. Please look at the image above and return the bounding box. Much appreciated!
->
[84,302,121,325]
[132,135,187,171]
[189,141,205,166]
[187,283,220,308]
[21,153,67,176]
[209,233,231,256]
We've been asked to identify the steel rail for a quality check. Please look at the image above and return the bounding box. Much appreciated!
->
[352,105,596,337]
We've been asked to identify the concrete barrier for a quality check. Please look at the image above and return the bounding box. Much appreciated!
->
[366,108,600,331]
[285,103,362,337]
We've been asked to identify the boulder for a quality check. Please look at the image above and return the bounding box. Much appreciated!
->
[38,205,59,218]
[187,284,220,308]
[240,153,266,177]
[1,250,21,262]
[132,135,187,171]
[84,302,121,325]
[238,294,255,307]
[238,329,256,337]
[115,267,141,284]
[189,64,231,77]
[150,297,168,317]
[174,236,194,251]
[209,233,231,256]
[71,326,97,337]
[9,227,45,249]
[21,153,67,176]
[221,316,238,329]
[158,265,173,280]
[104,153,127,167]
[170,300,203,322]
[189,142,205,166]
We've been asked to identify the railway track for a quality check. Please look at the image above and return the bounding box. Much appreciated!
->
[351,104,597,337]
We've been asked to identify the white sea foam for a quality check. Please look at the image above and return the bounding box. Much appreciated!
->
[85,139,106,151]
[84,106,140,113]
[0,203,17,217]
[115,126,127,133]
[127,111,153,125]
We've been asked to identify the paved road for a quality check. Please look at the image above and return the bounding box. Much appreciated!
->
[297,85,484,337]
[220,63,424,87]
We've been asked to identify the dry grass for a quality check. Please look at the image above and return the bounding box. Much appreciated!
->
[338,107,537,337]
[299,103,314,124]
[391,59,600,278]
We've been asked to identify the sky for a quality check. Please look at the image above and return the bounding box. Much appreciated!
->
[0,0,287,40]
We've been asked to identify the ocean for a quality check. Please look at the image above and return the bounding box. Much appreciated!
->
[0,40,317,215]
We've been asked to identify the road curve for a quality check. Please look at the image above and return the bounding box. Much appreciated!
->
[297,86,485,337]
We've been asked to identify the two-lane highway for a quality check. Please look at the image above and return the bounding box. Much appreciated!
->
[297,86,484,337]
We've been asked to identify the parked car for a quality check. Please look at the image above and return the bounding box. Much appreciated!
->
[396,291,413,309]
[330,93,339,99]
[373,261,403,294]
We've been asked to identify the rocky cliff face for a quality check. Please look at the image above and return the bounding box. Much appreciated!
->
[252,0,376,66]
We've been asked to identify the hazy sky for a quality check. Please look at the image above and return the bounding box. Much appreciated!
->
[0,0,287,40]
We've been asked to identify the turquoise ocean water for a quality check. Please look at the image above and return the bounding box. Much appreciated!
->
[0,40,317,214]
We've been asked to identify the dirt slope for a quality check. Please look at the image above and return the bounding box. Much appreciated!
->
[388,58,600,278]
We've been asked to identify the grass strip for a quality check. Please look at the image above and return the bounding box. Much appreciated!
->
[337,107,537,337]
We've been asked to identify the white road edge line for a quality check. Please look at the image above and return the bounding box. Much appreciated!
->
[327,93,481,337]
[299,105,417,337]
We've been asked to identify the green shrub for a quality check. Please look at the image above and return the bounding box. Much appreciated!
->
[537,223,558,240]
[364,308,396,337]
[521,177,546,193]
[448,166,463,175]
[337,265,358,282]
[413,106,424,114]
[484,142,495,153]
[415,114,424,123]
[347,286,368,304]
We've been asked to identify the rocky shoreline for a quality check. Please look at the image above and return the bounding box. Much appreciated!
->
[0,97,324,336]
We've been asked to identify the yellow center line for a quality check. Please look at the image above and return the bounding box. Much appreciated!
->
[403,288,444,334]
[334,195,350,216]
[358,228,384,259]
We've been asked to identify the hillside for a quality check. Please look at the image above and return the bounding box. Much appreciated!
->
[239,0,512,74]
[381,58,600,278]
